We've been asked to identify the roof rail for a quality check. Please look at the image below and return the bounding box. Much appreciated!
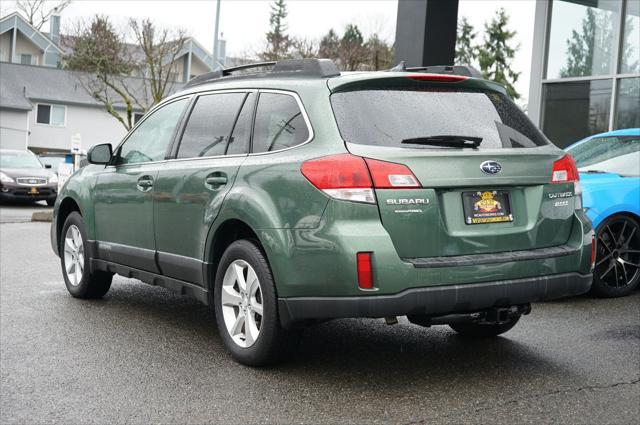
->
[388,62,483,79]
[184,58,341,89]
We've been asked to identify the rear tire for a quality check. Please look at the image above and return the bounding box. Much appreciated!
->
[591,215,640,298]
[449,316,520,338]
[60,212,112,299]
[214,239,297,366]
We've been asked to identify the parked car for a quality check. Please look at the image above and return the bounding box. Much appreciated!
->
[50,59,594,366]
[566,129,640,297]
[38,153,70,171]
[0,149,58,206]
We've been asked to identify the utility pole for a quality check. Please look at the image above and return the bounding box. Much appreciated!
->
[213,0,221,67]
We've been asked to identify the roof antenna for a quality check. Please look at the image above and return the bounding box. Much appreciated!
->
[389,61,406,72]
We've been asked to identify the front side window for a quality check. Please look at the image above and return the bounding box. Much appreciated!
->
[176,92,247,158]
[331,88,549,150]
[36,104,65,126]
[567,135,640,176]
[252,93,309,153]
[117,98,189,165]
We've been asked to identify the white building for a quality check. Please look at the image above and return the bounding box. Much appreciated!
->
[0,11,217,154]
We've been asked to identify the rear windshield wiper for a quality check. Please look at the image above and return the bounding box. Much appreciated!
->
[401,135,483,148]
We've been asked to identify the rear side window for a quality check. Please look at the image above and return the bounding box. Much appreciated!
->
[252,93,309,153]
[177,93,247,158]
[330,89,549,150]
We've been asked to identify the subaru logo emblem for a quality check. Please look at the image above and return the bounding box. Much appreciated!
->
[480,160,502,175]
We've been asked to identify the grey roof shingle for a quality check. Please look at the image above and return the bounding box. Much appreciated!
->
[0,62,184,111]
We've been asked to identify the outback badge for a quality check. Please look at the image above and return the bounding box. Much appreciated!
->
[480,160,502,175]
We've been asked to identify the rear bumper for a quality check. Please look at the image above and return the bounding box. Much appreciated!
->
[278,272,592,325]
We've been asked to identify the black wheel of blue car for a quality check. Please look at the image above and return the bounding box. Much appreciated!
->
[592,215,640,298]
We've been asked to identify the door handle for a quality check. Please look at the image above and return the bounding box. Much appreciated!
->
[205,174,228,189]
[136,175,154,192]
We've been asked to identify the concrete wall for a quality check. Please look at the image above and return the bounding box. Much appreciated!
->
[0,108,29,150]
[28,103,128,152]
[14,31,42,65]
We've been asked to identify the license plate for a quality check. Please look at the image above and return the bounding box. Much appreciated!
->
[462,190,513,225]
[29,187,39,195]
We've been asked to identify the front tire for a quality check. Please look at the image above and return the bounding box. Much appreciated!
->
[449,316,520,338]
[591,215,640,298]
[214,239,295,366]
[60,212,112,299]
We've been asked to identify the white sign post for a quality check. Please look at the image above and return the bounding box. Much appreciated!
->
[70,133,82,171]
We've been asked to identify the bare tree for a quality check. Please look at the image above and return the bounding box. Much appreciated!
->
[63,16,137,129]
[64,15,189,130]
[16,0,71,30]
[129,18,188,106]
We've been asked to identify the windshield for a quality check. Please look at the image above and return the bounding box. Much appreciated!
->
[0,152,44,169]
[567,136,640,177]
[330,88,550,150]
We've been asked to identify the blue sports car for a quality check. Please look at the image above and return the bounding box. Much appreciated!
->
[566,128,640,297]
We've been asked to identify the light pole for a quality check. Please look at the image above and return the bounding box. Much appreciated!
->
[213,0,221,68]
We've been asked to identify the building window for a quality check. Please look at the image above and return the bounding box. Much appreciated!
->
[36,104,66,126]
[541,79,612,147]
[620,0,640,74]
[20,53,33,65]
[546,0,621,79]
[615,77,640,128]
[134,113,144,124]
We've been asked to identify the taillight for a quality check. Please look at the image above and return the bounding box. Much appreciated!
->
[356,252,373,289]
[364,158,421,189]
[551,154,579,183]
[300,154,374,203]
[408,73,468,82]
[301,154,421,204]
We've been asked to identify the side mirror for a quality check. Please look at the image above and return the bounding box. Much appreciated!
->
[44,164,52,169]
[87,143,112,165]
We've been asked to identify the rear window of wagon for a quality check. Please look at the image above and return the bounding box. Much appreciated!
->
[330,88,551,150]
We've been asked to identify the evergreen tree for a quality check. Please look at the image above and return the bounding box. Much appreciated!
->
[455,17,478,66]
[318,29,340,61]
[478,8,521,99]
[364,33,393,70]
[261,0,292,61]
[339,24,365,71]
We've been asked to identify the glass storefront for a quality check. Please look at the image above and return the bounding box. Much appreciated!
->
[616,77,640,129]
[538,0,640,148]
[542,79,612,146]
[546,0,620,79]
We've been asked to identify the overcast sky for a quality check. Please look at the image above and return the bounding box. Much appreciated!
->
[1,0,537,101]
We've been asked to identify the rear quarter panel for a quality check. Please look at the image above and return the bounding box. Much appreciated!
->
[582,174,640,228]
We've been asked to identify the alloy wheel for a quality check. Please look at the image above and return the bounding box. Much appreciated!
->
[63,224,84,286]
[595,217,640,289]
[220,259,264,348]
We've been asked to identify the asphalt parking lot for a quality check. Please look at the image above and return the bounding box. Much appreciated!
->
[1,219,639,424]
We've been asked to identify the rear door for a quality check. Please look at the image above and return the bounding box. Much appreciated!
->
[153,91,253,285]
[330,84,577,258]
[93,97,190,272]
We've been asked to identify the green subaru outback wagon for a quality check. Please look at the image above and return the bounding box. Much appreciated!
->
[51,59,594,365]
